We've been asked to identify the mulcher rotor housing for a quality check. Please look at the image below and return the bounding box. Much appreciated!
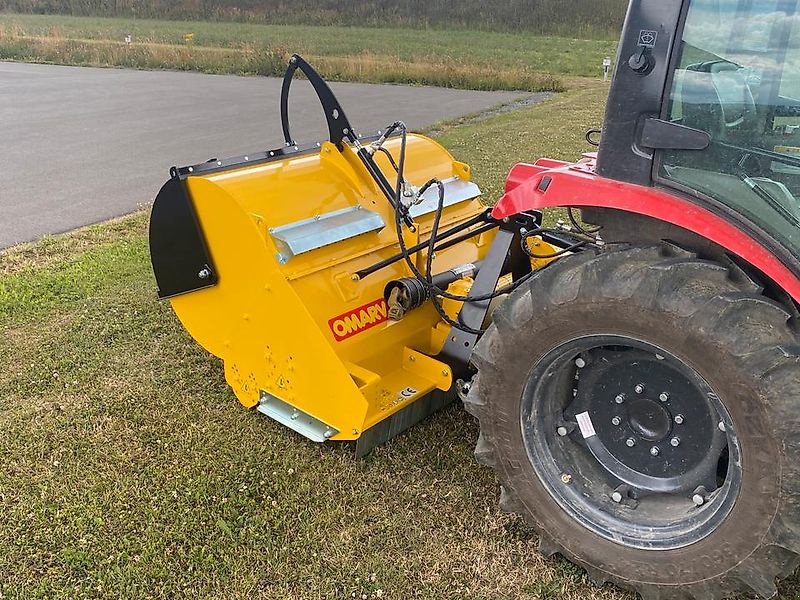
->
[149,1,800,597]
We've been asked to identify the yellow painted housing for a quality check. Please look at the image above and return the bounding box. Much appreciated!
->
[168,134,494,440]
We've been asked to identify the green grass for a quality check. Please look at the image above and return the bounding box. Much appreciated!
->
[5,83,797,598]
[0,13,618,90]
[0,0,626,38]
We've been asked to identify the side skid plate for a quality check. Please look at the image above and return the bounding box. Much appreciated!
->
[257,391,339,442]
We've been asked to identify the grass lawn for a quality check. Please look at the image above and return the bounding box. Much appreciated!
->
[0,13,619,91]
[2,81,797,599]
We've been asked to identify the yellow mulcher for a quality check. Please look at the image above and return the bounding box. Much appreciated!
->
[150,55,555,455]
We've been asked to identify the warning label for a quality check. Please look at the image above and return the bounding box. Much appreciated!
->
[576,411,597,439]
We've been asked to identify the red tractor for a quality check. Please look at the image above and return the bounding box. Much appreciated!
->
[150,0,800,597]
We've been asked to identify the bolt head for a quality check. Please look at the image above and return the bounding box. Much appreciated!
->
[611,416,621,426]
[626,437,636,447]
[575,357,586,368]
[611,491,623,503]
[561,473,572,484]
[670,437,680,447]
[635,384,645,394]
[718,421,726,432]
[659,392,670,402]
[692,494,705,506]
[650,446,660,456]
[615,393,626,404]
[198,268,211,279]
[557,426,569,437]
[674,414,684,425]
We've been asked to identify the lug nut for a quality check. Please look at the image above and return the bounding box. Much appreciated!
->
[561,473,572,484]
[692,486,708,507]
[650,446,660,456]
[615,393,626,404]
[611,485,630,504]
[557,426,569,437]
[659,392,670,402]
[611,416,622,426]
[575,357,586,368]
[670,437,680,447]
[674,414,684,425]
[718,421,726,432]
[626,438,636,447]
[635,383,645,394]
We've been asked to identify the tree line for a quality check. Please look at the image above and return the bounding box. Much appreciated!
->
[0,0,628,37]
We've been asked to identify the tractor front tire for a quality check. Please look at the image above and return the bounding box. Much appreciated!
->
[465,244,800,599]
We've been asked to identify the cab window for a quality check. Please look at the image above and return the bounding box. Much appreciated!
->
[660,0,800,256]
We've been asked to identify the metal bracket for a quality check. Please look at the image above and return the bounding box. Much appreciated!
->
[438,211,540,372]
[438,229,514,370]
[280,54,355,148]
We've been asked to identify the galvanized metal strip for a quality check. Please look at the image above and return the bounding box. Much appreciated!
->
[408,177,481,218]
[270,205,385,259]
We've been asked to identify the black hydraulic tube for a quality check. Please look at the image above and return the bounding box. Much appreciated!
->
[355,209,495,280]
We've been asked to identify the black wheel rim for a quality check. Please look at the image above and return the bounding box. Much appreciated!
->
[521,335,742,550]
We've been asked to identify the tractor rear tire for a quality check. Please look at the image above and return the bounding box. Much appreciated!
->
[465,244,800,600]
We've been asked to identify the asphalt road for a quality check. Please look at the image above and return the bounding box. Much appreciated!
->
[0,62,524,249]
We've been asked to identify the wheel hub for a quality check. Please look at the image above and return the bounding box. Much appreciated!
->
[627,398,671,441]
[566,349,726,492]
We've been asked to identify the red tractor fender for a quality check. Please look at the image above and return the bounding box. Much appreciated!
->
[492,157,800,303]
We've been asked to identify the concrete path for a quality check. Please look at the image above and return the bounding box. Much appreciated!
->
[0,62,524,249]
